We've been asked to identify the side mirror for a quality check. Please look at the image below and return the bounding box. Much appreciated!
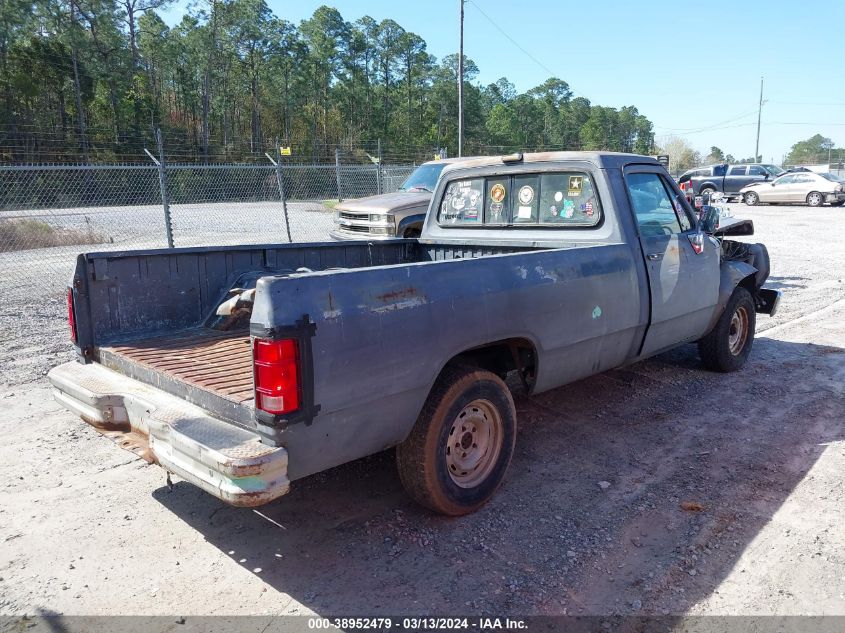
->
[764,173,770,180]
[699,205,719,234]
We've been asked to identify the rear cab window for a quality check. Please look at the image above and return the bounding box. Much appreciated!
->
[438,170,602,228]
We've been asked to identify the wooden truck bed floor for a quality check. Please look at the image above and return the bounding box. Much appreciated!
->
[99,328,254,405]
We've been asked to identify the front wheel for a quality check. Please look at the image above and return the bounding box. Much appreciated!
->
[744,191,759,206]
[698,287,756,372]
[396,365,516,515]
[807,191,824,207]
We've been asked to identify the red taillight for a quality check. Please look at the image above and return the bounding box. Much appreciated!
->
[253,338,300,415]
[67,288,77,343]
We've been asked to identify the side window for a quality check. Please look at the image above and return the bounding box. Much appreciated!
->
[626,172,683,238]
[748,165,766,176]
[728,166,747,176]
[775,175,795,185]
[512,175,539,224]
[484,177,510,224]
[538,172,600,225]
[439,178,484,224]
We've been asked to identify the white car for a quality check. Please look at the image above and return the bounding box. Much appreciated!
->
[741,172,845,207]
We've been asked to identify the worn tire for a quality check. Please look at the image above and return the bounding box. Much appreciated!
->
[698,286,756,372]
[699,186,716,198]
[806,191,824,207]
[396,365,516,516]
[744,191,759,206]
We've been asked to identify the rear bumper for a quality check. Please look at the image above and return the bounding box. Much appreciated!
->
[48,361,289,507]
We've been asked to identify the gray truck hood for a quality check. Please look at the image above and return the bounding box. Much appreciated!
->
[335,190,431,214]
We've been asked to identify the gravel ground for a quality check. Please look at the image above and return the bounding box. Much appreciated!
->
[0,202,843,619]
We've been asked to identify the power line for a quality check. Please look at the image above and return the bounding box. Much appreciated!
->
[653,108,759,133]
[465,0,584,98]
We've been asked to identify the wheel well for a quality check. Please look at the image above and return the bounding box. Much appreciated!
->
[738,273,756,294]
[445,338,537,387]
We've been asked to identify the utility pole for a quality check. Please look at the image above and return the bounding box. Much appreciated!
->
[457,0,464,157]
[754,76,764,162]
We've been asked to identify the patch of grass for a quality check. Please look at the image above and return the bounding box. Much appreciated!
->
[0,218,108,252]
[322,199,339,210]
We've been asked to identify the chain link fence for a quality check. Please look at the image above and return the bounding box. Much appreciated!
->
[0,155,415,294]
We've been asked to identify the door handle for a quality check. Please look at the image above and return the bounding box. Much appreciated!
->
[647,253,663,261]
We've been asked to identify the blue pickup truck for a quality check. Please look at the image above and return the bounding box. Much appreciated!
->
[49,152,780,516]
[677,163,785,200]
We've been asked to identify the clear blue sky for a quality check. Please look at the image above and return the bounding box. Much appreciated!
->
[160,0,845,162]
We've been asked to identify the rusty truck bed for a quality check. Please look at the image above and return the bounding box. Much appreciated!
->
[97,329,255,417]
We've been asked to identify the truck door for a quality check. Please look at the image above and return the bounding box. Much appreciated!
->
[746,164,771,187]
[724,165,750,193]
[623,167,720,357]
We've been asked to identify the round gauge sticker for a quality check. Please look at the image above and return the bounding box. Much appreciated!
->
[518,185,534,205]
[490,183,506,203]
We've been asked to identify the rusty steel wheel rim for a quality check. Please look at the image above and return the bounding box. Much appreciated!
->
[728,305,750,356]
[445,399,503,488]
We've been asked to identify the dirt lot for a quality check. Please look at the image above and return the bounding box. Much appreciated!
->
[0,203,843,619]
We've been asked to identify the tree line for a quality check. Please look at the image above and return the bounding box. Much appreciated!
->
[0,1,656,163]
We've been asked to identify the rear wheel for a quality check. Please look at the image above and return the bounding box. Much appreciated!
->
[807,191,824,207]
[700,186,716,198]
[744,191,759,206]
[396,365,516,515]
[698,287,756,372]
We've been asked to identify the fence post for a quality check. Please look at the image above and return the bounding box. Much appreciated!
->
[376,138,382,195]
[154,129,174,248]
[268,140,292,243]
[335,147,343,202]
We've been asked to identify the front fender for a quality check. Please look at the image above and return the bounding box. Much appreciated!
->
[703,261,757,335]
[397,213,425,237]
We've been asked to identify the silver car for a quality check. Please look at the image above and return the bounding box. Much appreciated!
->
[741,171,845,207]
[331,158,470,240]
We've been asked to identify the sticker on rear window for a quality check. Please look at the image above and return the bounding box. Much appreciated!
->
[568,176,583,196]
[517,205,532,219]
[518,185,534,205]
[490,183,506,202]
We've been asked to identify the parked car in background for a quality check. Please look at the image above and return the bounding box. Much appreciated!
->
[331,158,468,240]
[741,171,845,207]
[678,163,785,200]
